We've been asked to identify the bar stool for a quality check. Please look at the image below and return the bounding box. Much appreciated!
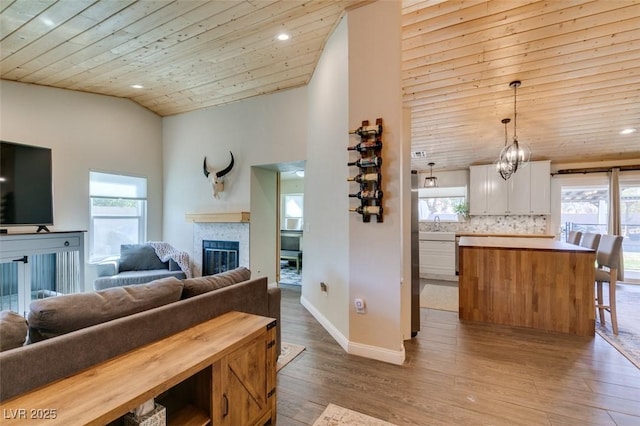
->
[579,232,601,250]
[595,235,624,334]
[567,230,582,245]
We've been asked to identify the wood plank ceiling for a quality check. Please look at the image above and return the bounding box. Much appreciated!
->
[1,0,639,171]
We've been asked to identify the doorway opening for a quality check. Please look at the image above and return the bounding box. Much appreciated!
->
[279,170,304,286]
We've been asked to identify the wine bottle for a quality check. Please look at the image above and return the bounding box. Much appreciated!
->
[349,125,382,136]
[348,189,383,200]
[349,205,382,216]
[347,172,380,184]
[347,156,382,168]
[346,140,383,152]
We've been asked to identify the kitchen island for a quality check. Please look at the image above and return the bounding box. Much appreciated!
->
[458,236,596,336]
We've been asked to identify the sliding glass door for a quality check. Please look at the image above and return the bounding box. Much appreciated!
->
[560,182,609,239]
[559,171,640,283]
[620,173,640,281]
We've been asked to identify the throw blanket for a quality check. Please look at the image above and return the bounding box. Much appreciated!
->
[146,241,192,278]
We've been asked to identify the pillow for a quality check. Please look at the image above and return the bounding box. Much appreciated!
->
[0,311,28,351]
[119,244,167,272]
[181,267,251,299]
[27,276,184,343]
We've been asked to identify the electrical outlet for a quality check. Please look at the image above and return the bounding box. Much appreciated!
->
[320,282,327,292]
[354,298,365,314]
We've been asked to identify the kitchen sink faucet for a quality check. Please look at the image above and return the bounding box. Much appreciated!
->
[434,215,441,231]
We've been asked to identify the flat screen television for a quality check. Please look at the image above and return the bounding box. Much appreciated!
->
[0,140,54,230]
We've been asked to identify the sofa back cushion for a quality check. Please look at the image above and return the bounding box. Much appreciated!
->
[0,311,28,352]
[181,267,251,299]
[28,276,184,343]
[119,244,167,272]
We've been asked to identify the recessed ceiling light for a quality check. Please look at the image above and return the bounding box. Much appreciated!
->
[131,84,144,89]
[620,128,636,135]
[276,33,290,41]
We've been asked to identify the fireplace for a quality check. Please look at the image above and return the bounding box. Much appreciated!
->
[192,220,249,277]
[202,240,239,275]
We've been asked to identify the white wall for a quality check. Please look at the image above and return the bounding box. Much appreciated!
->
[347,1,406,363]
[302,15,351,343]
[0,80,163,287]
[161,87,308,273]
[417,169,469,188]
[302,2,407,364]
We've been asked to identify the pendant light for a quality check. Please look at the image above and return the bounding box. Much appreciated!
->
[498,80,531,178]
[495,118,514,181]
[423,162,438,187]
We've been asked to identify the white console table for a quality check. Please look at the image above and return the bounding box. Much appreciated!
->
[0,231,85,316]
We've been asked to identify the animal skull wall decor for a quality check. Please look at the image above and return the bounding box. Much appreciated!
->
[203,151,235,199]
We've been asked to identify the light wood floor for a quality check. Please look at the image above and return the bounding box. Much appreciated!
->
[276,285,640,425]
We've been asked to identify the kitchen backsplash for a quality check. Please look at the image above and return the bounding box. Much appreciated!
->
[419,215,549,235]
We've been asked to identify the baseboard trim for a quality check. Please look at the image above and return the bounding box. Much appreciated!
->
[300,295,405,365]
[300,295,349,352]
[348,341,405,365]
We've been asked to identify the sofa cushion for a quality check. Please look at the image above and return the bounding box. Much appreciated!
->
[0,311,28,351]
[181,267,251,299]
[28,276,184,343]
[119,244,167,272]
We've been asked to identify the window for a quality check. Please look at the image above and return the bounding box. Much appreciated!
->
[282,194,303,230]
[418,186,467,222]
[89,171,147,262]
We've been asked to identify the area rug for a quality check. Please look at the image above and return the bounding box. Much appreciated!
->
[419,280,458,312]
[312,403,396,426]
[277,341,305,372]
[595,283,640,369]
[279,262,302,286]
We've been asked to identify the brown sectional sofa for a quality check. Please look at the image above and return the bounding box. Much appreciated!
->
[0,268,280,402]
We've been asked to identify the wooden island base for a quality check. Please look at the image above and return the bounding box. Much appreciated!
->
[459,237,596,336]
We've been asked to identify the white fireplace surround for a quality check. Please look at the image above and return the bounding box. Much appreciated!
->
[192,223,249,277]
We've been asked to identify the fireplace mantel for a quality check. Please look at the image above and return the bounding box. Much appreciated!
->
[185,212,250,223]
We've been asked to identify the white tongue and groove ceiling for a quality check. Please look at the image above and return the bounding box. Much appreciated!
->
[2,0,639,170]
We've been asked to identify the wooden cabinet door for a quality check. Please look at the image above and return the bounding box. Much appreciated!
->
[215,328,276,426]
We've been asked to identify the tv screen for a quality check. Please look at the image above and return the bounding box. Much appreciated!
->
[0,141,54,227]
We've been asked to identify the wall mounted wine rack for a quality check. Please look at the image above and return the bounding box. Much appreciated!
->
[347,118,383,223]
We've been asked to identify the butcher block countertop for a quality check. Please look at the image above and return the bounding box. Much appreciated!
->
[455,233,555,238]
[459,236,594,252]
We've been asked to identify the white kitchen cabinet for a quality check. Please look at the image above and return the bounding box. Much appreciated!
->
[469,165,489,215]
[469,160,550,215]
[486,165,509,214]
[506,165,530,214]
[529,160,551,214]
[419,240,456,277]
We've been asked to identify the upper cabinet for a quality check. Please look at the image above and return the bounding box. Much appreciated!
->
[469,160,550,215]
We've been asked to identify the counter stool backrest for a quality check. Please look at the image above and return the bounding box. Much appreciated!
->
[579,232,601,250]
[596,234,624,269]
[567,230,582,245]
